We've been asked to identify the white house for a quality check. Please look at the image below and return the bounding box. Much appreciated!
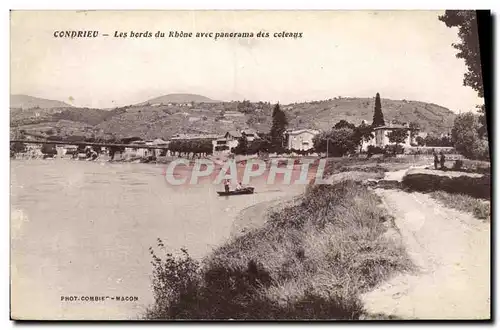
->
[212,131,242,154]
[241,129,260,142]
[285,129,320,151]
[361,121,412,151]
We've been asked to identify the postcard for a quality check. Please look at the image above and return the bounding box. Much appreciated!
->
[10,10,491,320]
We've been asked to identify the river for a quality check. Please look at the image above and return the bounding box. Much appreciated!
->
[10,159,307,320]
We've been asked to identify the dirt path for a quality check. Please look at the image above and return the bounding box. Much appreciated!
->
[362,176,491,319]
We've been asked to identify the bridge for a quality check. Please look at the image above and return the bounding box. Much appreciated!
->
[10,139,170,150]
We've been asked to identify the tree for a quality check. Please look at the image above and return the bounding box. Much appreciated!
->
[269,103,288,148]
[408,121,420,133]
[408,121,421,145]
[232,136,248,155]
[372,93,385,127]
[353,122,374,152]
[439,11,483,98]
[415,136,425,146]
[387,128,409,146]
[237,100,255,114]
[439,11,487,139]
[451,112,489,160]
[10,142,26,154]
[333,120,356,130]
[41,143,57,156]
[313,128,358,157]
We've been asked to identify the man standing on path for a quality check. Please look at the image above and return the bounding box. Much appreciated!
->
[433,149,439,170]
[439,151,446,170]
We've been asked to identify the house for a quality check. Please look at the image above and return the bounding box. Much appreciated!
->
[241,129,260,142]
[121,137,150,158]
[150,138,169,157]
[212,131,244,154]
[284,129,320,151]
[171,133,219,140]
[361,121,412,151]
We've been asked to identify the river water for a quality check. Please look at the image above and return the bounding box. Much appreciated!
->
[10,159,306,320]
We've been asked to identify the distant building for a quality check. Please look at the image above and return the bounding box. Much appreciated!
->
[150,138,169,157]
[361,121,412,151]
[241,129,260,142]
[223,111,245,117]
[170,133,219,140]
[285,129,320,151]
[212,131,244,154]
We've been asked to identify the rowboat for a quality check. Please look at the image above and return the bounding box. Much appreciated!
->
[217,187,255,196]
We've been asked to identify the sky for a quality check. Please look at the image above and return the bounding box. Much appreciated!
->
[10,10,484,112]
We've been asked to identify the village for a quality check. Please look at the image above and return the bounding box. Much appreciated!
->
[10,105,455,163]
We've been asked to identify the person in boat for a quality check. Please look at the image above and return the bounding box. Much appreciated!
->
[236,182,243,191]
[223,179,230,193]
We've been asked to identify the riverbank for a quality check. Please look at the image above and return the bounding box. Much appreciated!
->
[144,179,413,320]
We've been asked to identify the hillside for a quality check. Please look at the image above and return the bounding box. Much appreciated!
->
[285,97,456,133]
[10,94,73,109]
[138,93,220,105]
[10,96,457,140]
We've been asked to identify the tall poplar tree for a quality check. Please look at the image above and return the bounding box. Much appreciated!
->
[270,103,288,148]
[372,93,385,127]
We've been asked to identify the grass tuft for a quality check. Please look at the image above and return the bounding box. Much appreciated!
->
[431,191,490,221]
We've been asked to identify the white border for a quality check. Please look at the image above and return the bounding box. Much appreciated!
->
[3,1,498,329]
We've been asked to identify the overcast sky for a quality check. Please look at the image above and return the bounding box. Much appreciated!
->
[10,10,483,112]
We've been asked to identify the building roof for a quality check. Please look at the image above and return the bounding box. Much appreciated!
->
[171,133,219,140]
[241,129,258,136]
[286,129,320,135]
[225,131,243,138]
[152,138,168,145]
[372,125,409,130]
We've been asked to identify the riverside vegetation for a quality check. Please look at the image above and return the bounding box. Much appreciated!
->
[144,180,413,320]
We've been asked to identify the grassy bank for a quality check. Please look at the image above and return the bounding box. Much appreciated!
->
[322,155,430,177]
[430,191,490,221]
[144,180,412,320]
[402,170,490,200]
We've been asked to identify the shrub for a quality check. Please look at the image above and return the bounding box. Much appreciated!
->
[452,159,464,171]
[431,191,490,220]
[451,112,489,160]
[367,146,384,157]
[145,240,201,319]
[402,172,490,200]
[383,144,404,156]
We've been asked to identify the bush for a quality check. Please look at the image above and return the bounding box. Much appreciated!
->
[452,160,464,171]
[41,143,57,155]
[431,191,490,220]
[402,172,490,200]
[451,113,490,160]
[383,144,404,156]
[367,146,384,157]
[145,240,201,319]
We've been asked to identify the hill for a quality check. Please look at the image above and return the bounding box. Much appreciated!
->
[10,96,457,140]
[10,94,73,109]
[138,93,220,105]
[285,97,456,133]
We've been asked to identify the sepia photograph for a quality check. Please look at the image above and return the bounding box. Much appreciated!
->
[9,10,491,321]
